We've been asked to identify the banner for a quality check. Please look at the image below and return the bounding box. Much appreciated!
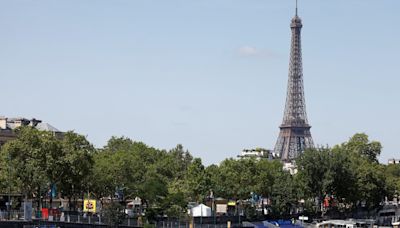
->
[42,208,49,219]
[216,204,227,213]
[83,200,96,213]
[227,201,236,206]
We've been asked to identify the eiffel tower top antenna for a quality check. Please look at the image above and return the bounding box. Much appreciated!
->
[296,0,298,16]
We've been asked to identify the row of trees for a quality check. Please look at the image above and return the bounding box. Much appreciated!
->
[0,127,93,209]
[1,127,400,220]
[297,134,389,215]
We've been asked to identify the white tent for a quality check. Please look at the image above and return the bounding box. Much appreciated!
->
[191,204,212,217]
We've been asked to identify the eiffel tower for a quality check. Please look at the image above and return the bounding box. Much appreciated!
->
[274,1,314,161]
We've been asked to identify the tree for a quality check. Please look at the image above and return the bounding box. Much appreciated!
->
[0,142,20,197]
[90,138,158,201]
[296,148,330,206]
[255,159,283,200]
[153,144,193,192]
[270,171,298,217]
[90,150,119,200]
[90,137,197,220]
[297,133,387,213]
[91,144,144,201]
[343,133,381,163]
[57,131,95,210]
[353,158,386,210]
[2,128,390,222]
[339,133,386,209]
[0,126,61,209]
[183,158,210,202]
[205,164,221,197]
[161,191,187,218]
[103,136,134,153]
[324,147,358,208]
[385,164,400,199]
[211,158,259,200]
[0,127,96,211]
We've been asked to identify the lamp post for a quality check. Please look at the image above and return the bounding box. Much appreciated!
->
[237,200,241,228]
[209,189,216,228]
[213,197,216,228]
[7,152,12,220]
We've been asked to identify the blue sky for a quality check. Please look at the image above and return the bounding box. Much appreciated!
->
[1,0,399,165]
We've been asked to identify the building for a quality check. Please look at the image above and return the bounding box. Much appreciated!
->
[274,2,314,161]
[388,159,400,165]
[282,161,298,175]
[237,148,278,160]
[0,116,62,146]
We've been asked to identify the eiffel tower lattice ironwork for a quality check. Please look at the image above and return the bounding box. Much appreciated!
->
[274,2,314,161]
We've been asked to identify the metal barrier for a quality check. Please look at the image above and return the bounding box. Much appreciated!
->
[154,220,242,228]
[1,211,244,227]
[0,210,25,221]
[40,214,138,226]
[0,210,139,227]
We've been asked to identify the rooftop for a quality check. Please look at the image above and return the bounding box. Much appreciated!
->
[0,116,61,133]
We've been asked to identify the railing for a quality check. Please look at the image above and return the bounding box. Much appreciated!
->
[0,210,140,227]
[1,210,245,227]
[154,220,242,228]
[0,210,24,220]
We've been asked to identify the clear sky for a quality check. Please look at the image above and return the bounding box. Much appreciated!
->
[1,0,399,165]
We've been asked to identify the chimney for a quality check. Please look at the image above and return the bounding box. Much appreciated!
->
[30,118,42,127]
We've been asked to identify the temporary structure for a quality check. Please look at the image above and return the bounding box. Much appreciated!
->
[191,204,212,217]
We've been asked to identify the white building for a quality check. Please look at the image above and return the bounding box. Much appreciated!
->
[237,148,277,160]
[283,161,298,175]
[389,159,400,165]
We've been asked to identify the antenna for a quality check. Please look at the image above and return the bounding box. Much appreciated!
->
[296,0,298,16]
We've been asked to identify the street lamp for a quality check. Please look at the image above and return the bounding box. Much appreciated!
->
[7,152,12,220]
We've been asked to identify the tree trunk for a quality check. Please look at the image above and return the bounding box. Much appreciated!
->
[37,186,42,211]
